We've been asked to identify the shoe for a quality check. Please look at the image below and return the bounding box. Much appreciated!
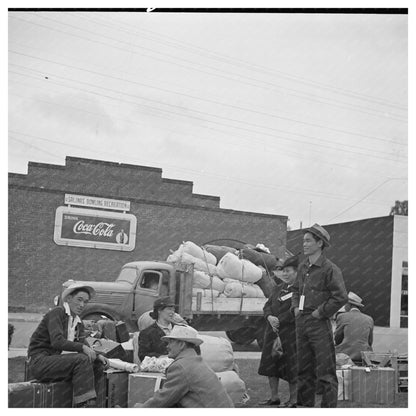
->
[259,398,281,406]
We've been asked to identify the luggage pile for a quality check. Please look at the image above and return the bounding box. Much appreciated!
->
[167,241,278,298]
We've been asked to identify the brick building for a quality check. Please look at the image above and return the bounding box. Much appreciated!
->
[9,156,288,311]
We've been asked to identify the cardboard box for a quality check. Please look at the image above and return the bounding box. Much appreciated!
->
[128,372,166,408]
[336,369,351,400]
[351,366,396,405]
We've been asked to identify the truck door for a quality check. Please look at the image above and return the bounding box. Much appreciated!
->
[133,269,171,318]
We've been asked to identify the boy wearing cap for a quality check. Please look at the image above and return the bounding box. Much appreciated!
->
[334,291,374,362]
[27,283,108,407]
[134,326,233,408]
[291,223,348,408]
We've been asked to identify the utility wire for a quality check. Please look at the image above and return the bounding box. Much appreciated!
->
[9,14,407,122]
[8,68,407,164]
[83,11,407,111]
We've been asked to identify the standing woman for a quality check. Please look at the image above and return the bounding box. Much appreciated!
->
[257,256,298,407]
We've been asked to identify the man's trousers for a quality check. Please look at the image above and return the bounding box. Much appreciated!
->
[295,314,338,407]
[29,353,103,405]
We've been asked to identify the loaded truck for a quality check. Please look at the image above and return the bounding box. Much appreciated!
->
[55,260,270,347]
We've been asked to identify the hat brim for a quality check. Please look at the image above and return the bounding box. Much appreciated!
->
[305,228,331,247]
[62,285,96,302]
[349,300,364,307]
[161,335,203,346]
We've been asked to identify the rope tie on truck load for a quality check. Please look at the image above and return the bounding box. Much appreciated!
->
[238,251,246,315]
[201,245,215,313]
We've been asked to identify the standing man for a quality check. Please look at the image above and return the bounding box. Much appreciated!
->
[334,291,374,362]
[27,283,108,407]
[291,224,348,407]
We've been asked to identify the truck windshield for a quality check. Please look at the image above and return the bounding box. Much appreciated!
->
[116,267,137,285]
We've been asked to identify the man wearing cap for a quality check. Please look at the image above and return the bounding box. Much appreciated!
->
[138,296,187,361]
[334,291,374,362]
[134,326,234,408]
[291,223,348,408]
[27,283,108,407]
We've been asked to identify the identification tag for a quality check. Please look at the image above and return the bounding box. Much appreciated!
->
[280,292,293,301]
[299,295,305,311]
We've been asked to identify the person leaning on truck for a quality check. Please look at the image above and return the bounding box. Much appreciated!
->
[291,223,348,408]
[27,283,109,408]
[138,297,189,361]
[134,325,234,408]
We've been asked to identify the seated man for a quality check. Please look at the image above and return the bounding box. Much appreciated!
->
[27,283,108,407]
[134,326,234,408]
[334,291,374,362]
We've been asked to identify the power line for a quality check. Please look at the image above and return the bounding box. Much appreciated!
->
[76,11,408,111]
[8,67,407,164]
[9,14,408,123]
[328,178,408,221]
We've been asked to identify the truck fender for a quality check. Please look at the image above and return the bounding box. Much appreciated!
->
[81,303,122,322]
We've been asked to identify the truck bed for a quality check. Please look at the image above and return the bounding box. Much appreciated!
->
[191,294,266,315]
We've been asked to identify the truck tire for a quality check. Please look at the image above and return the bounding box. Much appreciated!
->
[225,328,257,345]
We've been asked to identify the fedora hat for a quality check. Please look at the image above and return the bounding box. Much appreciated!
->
[161,325,204,346]
[153,296,176,310]
[305,223,331,247]
[62,282,96,302]
[281,255,299,269]
[347,291,364,307]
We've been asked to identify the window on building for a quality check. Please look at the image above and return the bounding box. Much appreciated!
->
[400,261,408,328]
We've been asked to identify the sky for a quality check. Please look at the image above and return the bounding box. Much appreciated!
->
[7,5,409,229]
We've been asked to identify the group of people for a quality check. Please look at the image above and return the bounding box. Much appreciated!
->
[26,223,374,408]
[258,223,374,408]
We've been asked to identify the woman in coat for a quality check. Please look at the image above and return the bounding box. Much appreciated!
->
[257,256,298,407]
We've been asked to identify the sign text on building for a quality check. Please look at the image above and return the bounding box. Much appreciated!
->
[64,194,130,212]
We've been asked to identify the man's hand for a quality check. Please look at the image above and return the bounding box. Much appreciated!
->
[96,354,110,369]
[312,310,321,319]
[293,307,300,317]
[82,345,97,363]
[267,315,280,332]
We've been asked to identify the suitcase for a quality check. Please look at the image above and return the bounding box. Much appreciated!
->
[106,369,129,408]
[351,366,396,404]
[115,322,130,343]
[8,381,73,408]
[128,372,166,407]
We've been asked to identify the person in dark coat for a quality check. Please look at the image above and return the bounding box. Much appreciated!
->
[258,256,298,407]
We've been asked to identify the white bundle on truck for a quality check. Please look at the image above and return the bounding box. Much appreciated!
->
[167,251,218,276]
[192,270,225,292]
[217,252,262,283]
[199,335,236,373]
[223,278,265,298]
[171,241,217,265]
[216,371,249,405]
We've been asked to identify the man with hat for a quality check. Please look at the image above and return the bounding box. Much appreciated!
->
[334,291,374,362]
[291,223,348,408]
[134,326,233,408]
[138,296,187,361]
[27,283,108,407]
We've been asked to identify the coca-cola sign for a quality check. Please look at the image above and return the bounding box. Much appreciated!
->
[54,206,136,251]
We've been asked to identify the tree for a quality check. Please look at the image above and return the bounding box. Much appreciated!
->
[389,200,408,216]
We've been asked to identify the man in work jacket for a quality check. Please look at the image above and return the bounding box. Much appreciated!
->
[291,223,348,408]
[27,283,108,407]
[134,325,234,408]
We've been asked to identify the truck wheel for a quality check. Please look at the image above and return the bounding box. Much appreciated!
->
[225,328,256,345]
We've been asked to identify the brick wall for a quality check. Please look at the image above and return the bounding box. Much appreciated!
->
[9,157,287,310]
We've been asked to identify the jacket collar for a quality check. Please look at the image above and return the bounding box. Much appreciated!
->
[63,302,82,326]
[308,253,326,268]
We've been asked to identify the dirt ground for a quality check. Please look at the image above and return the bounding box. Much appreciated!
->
[9,356,407,408]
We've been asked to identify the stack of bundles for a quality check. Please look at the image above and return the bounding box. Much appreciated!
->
[239,247,278,275]
[199,335,248,405]
[192,270,225,292]
[203,244,238,264]
[217,252,262,283]
[222,278,265,298]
